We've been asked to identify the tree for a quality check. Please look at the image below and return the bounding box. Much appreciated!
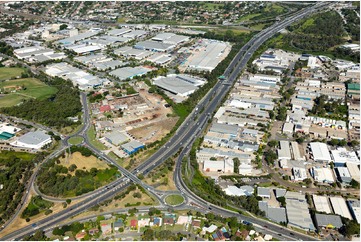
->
[59,24,68,30]
[142,228,154,241]
[276,196,286,207]
[66,199,71,204]
[303,178,312,185]
[340,220,360,237]
[267,140,278,148]
[350,179,360,189]
[233,157,240,174]
[69,164,77,172]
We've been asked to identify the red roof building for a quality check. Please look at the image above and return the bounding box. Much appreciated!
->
[100,105,111,112]
[130,219,138,228]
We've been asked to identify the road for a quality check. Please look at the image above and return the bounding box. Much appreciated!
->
[0,2,333,240]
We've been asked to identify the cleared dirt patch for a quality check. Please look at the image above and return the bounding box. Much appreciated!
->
[59,152,108,171]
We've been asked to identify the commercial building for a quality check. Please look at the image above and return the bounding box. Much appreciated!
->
[223,185,254,197]
[278,140,291,160]
[257,187,271,199]
[329,197,353,220]
[134,40,175,52]
[209,123,238,137]
[104,131,129,146]
[10,130,51,150]
[153,74,205,97]
[309,142,332,163]
[312,195,332,214]
[258,201,287,223]
[203,159,234,173]
[110,66,153,80]
[331,148,360,165]
[0,123,21,140]
[346,162,360,182]
[314,214,343,230]
[121,140,145,155]
[292,167,308,181]
[310,167,335,184]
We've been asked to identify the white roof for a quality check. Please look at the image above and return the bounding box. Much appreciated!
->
[346,163,360,182]
[312,195,332,214]
[223,185,254,197]
[278,140,291,160]
[283,122,294,133]
[291,141,304,161]
[312,167,335,183]
[331,148,360,164]
[202,224,218,233]
[310,142,332,162]
[329,197,353,220]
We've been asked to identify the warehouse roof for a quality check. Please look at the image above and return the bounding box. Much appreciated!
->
[331,148,360,164]
[134,41,174,52]
[121,140,144,152]
[311,167,335,183]
[58,31,99,45]
[152,33,175,41]
[278,140,291,160]
[108,28,131,36]
[346,163,360,182]
[329,197,353,220]
[153,74,203,97]
[310,142,332,162]
[315,214,343,229]
[17,130,51,146]
[210,123,238,136]
[104,131,129,145]
[257,187,270,197]
[312,195,332,214]
[110,66,152,80]
[258,201,287,223]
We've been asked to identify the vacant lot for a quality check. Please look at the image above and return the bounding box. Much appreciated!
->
[0,78,58,107]
[0,67,25,81]
[59,152,108,171]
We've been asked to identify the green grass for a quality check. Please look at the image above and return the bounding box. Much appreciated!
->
[238,13,262,22]
[87,125,107,150]
[68,136,84,145]
[165,194,184,206]
[96,167,118,182]
[0,150,36,161]
[0,67,25,81]
[202,2,224,10]
[0,78,58,107]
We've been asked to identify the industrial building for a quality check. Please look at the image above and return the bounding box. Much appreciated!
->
[258,201,287,223]
[121,140,145,155]
[109,66,153,80]
[257,187,271,199]
[223,185,254,197]
[292,167,308,181]
[104,131,129,146]
[134,40,174,52]
[309,142,332,163]
[45,62,105,90]
[312,195,332,214]
[209,123,239,137]
[278,140,291,160]
[291,141,305,161]
[57,30,99,45]
[66,44,102,55]
[13,46,65,63]
[203,159,234,173]
[151,33,189,45]
[314,214,343,230]
[310,167,335,183]
[347,199,360,223]
[186,39,230,72]
[10,130,52,150]
[334,167,352,184]
[331,148,360,165]
[285,192,315,231]
[153,74,205,97]
[346,162,360,182]
[329,196,353,220]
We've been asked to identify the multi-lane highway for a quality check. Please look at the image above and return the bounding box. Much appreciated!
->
[0,2,332,240]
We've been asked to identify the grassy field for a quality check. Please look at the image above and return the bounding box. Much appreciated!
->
[0,67,25,81]
[67,136,84,145]
[0,78,58,107]
[0,150,36,161]
[59,152,108,171]
[87,125,107,150]
[202,2,224,10]
[165,194,184,206]
[238,13,262,22]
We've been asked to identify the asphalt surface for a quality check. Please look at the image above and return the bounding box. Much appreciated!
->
[0,2,332,240]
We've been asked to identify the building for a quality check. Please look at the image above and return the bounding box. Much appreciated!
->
[121,140,145,155]
[110,66,153,81]
[314,214,343,230]
[285,192,315,231]
[312,195,332,214]
[223,185,254,196]
[258,201,287,223]
[329,197,353,220]
[153,74,205,97]
[210,123,238,137]
[310,167,335,183]
[257,187,271,199]
[10,130,51,150]
[309,142,332,163]
[283,122,294,135]
[334,167,352,184]
[331,148,360,166]
[292,167,308,181]
[291,141,305,161]
[104,131,129,146]
[347,199,360,223]
[0,123,21,140]
[134,40,174,52]
[278,141,291,160]
[346,163,360,182]
[203,159,234,173]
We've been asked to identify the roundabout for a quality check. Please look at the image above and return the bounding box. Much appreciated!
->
[164,194,185,206]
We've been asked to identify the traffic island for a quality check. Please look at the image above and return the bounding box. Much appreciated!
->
[68,136,84,145]
[164,194,185,206]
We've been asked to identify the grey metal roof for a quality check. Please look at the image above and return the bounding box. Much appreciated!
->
[258,201,287,223]
[104,131,129,145]
[17,130,51,145]
[134,41,174,51]
[121,140,144,151]
[257,187,271,197]
[210,123,238,136]
[275,188,287,198]
[314,214,343,228]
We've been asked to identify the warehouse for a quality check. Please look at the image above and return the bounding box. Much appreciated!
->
[292,167,308,181]
[329,197,353,220]
[257,187,271,198]
[108,28,131,36]
[331,148,360,165]
[309,142,332,163]
[153,74,205,97]
[285,192,315,231]
[110,66,153,80]
[57,30,99,45]
[209,123,238,137]
[314,214,343,230]
[134,40,175,52]
[282,122,294,135]
[123,30,147,39]
[121,140,145,155]
[346,163,360,182]
[347,199,360,223]
[203,159,233,173]
[186,40,230,72]
[312,195,332,214]
[310,167,335,183]
[147,53,172,65]
[67,44,102,55]
[291,141,304,161]
[10,130,52,150]
[104,131,129,146]
[334,167,352,184]
[258,201,287,223]
[223,185,254,197]
[278,140,291,160]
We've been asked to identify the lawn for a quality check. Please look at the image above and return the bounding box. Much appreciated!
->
[0,78,58,107]
[68,136,84,145]
[0,150,36,161]
[59,152,108,171]
[87,125,107,150]
[0,67,25,81]
[202,2,224,10]
[165,194,184,206]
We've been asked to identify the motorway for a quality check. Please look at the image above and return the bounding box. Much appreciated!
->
[0,2,332,240]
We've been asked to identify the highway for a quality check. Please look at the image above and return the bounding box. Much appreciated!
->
[0,2,332,240]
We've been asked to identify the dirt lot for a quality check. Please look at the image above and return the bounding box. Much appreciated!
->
[128,117,178,144]
[144,172,177,191]
[59,152,108,171]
